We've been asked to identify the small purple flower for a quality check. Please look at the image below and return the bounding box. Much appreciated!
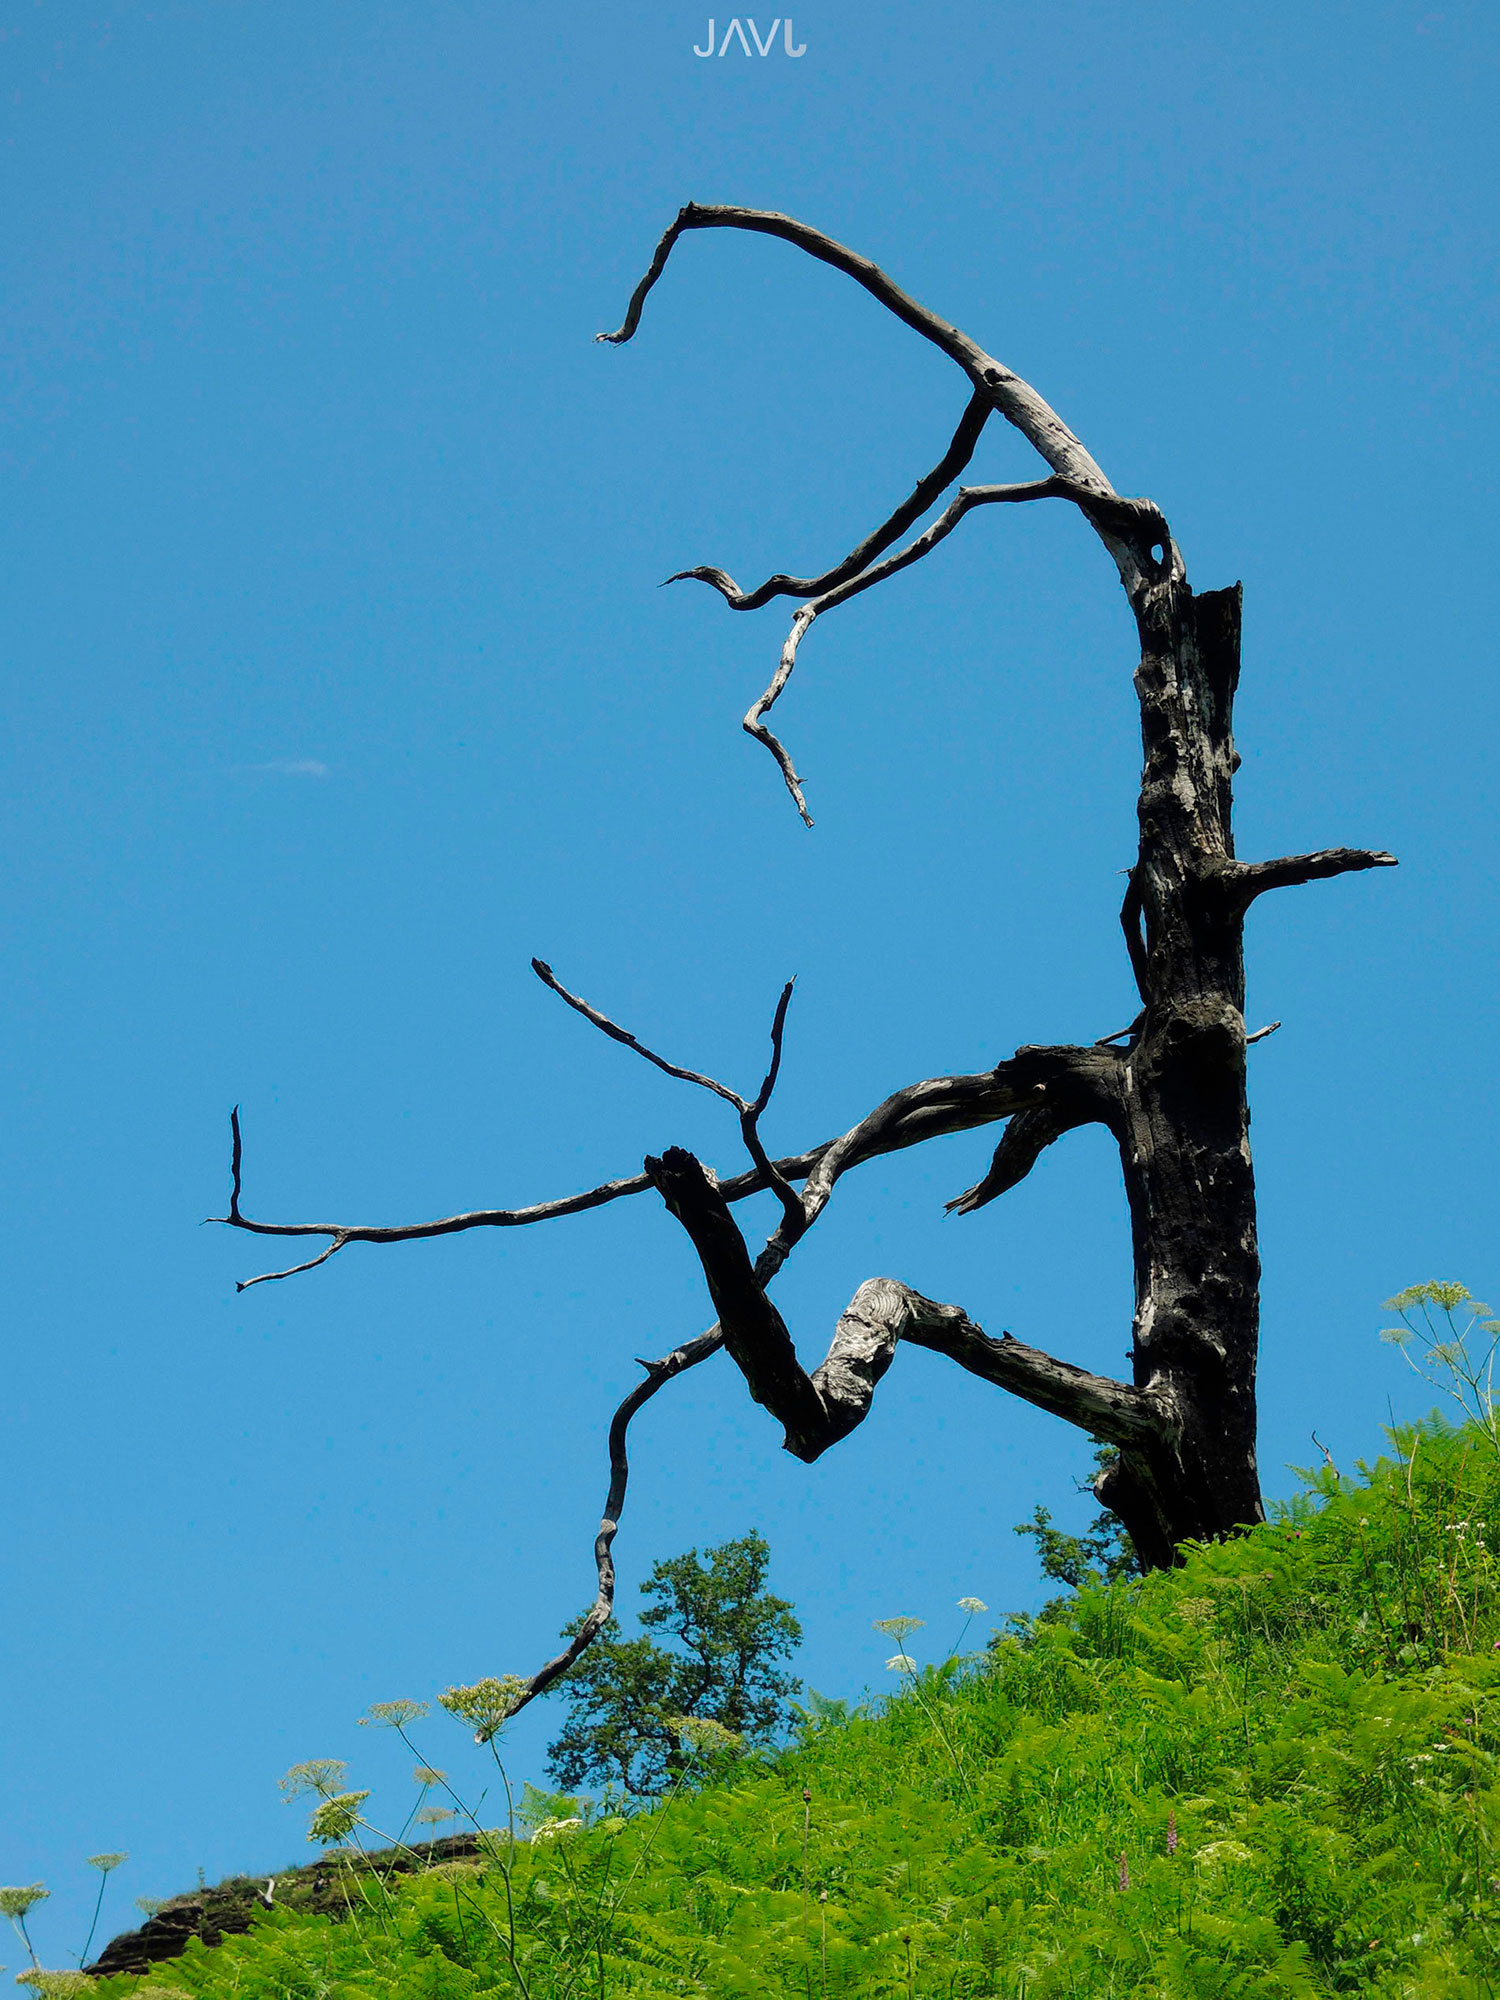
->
[1166,1812,1178,1855]
[1118,1851,1130,1893]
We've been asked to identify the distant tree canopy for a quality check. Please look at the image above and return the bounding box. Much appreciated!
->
[545,1532,800,1798]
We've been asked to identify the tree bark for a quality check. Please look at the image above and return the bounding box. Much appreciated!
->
[1100,579,1264,1565]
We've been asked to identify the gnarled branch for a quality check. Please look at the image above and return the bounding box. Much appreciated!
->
[645,1146,1154,1462]
[598,203,1116,498]
[599,204,1179,821]
[946,1103,1098,1216]
[743,482,1171,824]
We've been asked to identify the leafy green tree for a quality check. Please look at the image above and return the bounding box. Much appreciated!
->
[1011,1451,1140,1624]
[1014,1503,1138,1593]
[545,1532,800,1797]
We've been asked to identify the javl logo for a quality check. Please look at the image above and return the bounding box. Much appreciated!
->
[694,19,807,56]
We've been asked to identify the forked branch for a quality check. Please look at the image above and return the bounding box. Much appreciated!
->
[532,957,806,1237]
[665,389,992,611]
[599,204,1178,821]
[217,1042,1106,1288]
[742,480,1171,822]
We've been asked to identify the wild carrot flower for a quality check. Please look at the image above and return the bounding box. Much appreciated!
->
[873,1617,924,1641]
[885,1654,918,1673]
[438,1676,530,1743]
[80,1853,128,1967]
[359,1700,430,1729]
[413,1765,447,1788]
[14,1972,92,1999]
[0,1889,49,1922]
[957,1597,987,1614]
[671,1714,744,1755]
[1,1885,49,1967]
[278,1760,348,1802]
[306,1791,371,1846]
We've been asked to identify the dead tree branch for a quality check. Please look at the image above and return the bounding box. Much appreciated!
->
[740,477,1113,823]
[532,958,805,1238]
[600,202,1175,821]
[503,1322,724,1719]
[216,1048,1100,1288]
[664,389,993,611]
[945,1102,1102,1217]
[598,204,1115,496]
[644,1146,1154,1461]
[1222,848,1399,905]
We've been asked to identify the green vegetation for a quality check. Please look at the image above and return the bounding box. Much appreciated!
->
[8,1288,1494,1996]
[546,1531,802,1798]
[82,1409,1497,1997]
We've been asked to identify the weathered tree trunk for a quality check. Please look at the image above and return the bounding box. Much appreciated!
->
[1100,581,1263,1565]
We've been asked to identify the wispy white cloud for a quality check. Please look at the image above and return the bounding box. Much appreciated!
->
[244,758,331,778]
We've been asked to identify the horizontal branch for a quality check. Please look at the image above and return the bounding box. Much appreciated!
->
[645,1147,1156,1461]
[666,389,992,611]
[1221,848,1398,905]
[218,1049,1085,1286]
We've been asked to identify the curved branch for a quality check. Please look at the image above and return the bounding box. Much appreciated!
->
[945,1101,1101,1216]
[743,477,1145,822]
[238,1236,352,1293]
[666,389,992,611]
[645,1147,1155,1462]
[503,1324,724,1720]
[597,204,1116,496]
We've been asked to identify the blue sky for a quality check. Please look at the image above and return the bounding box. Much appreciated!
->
[3,0,1497,1956]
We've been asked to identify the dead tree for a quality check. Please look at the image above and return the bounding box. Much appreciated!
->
[217,206,1395,1717]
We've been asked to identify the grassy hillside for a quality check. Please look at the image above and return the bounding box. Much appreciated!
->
[84,1418,1498,1999]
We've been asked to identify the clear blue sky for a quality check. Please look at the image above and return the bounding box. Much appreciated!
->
[3,0,1496,1955]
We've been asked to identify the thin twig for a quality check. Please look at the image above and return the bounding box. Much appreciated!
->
[663,389,992,611]
[742,478,1103,821]
[532,958,748,1109]
[218,1050,1091,1284]
[502,1324,724,1717]
[238,1236,350,1293]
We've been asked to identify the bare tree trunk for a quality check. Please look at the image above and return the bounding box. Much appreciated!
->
[1103,582,1263,1565]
